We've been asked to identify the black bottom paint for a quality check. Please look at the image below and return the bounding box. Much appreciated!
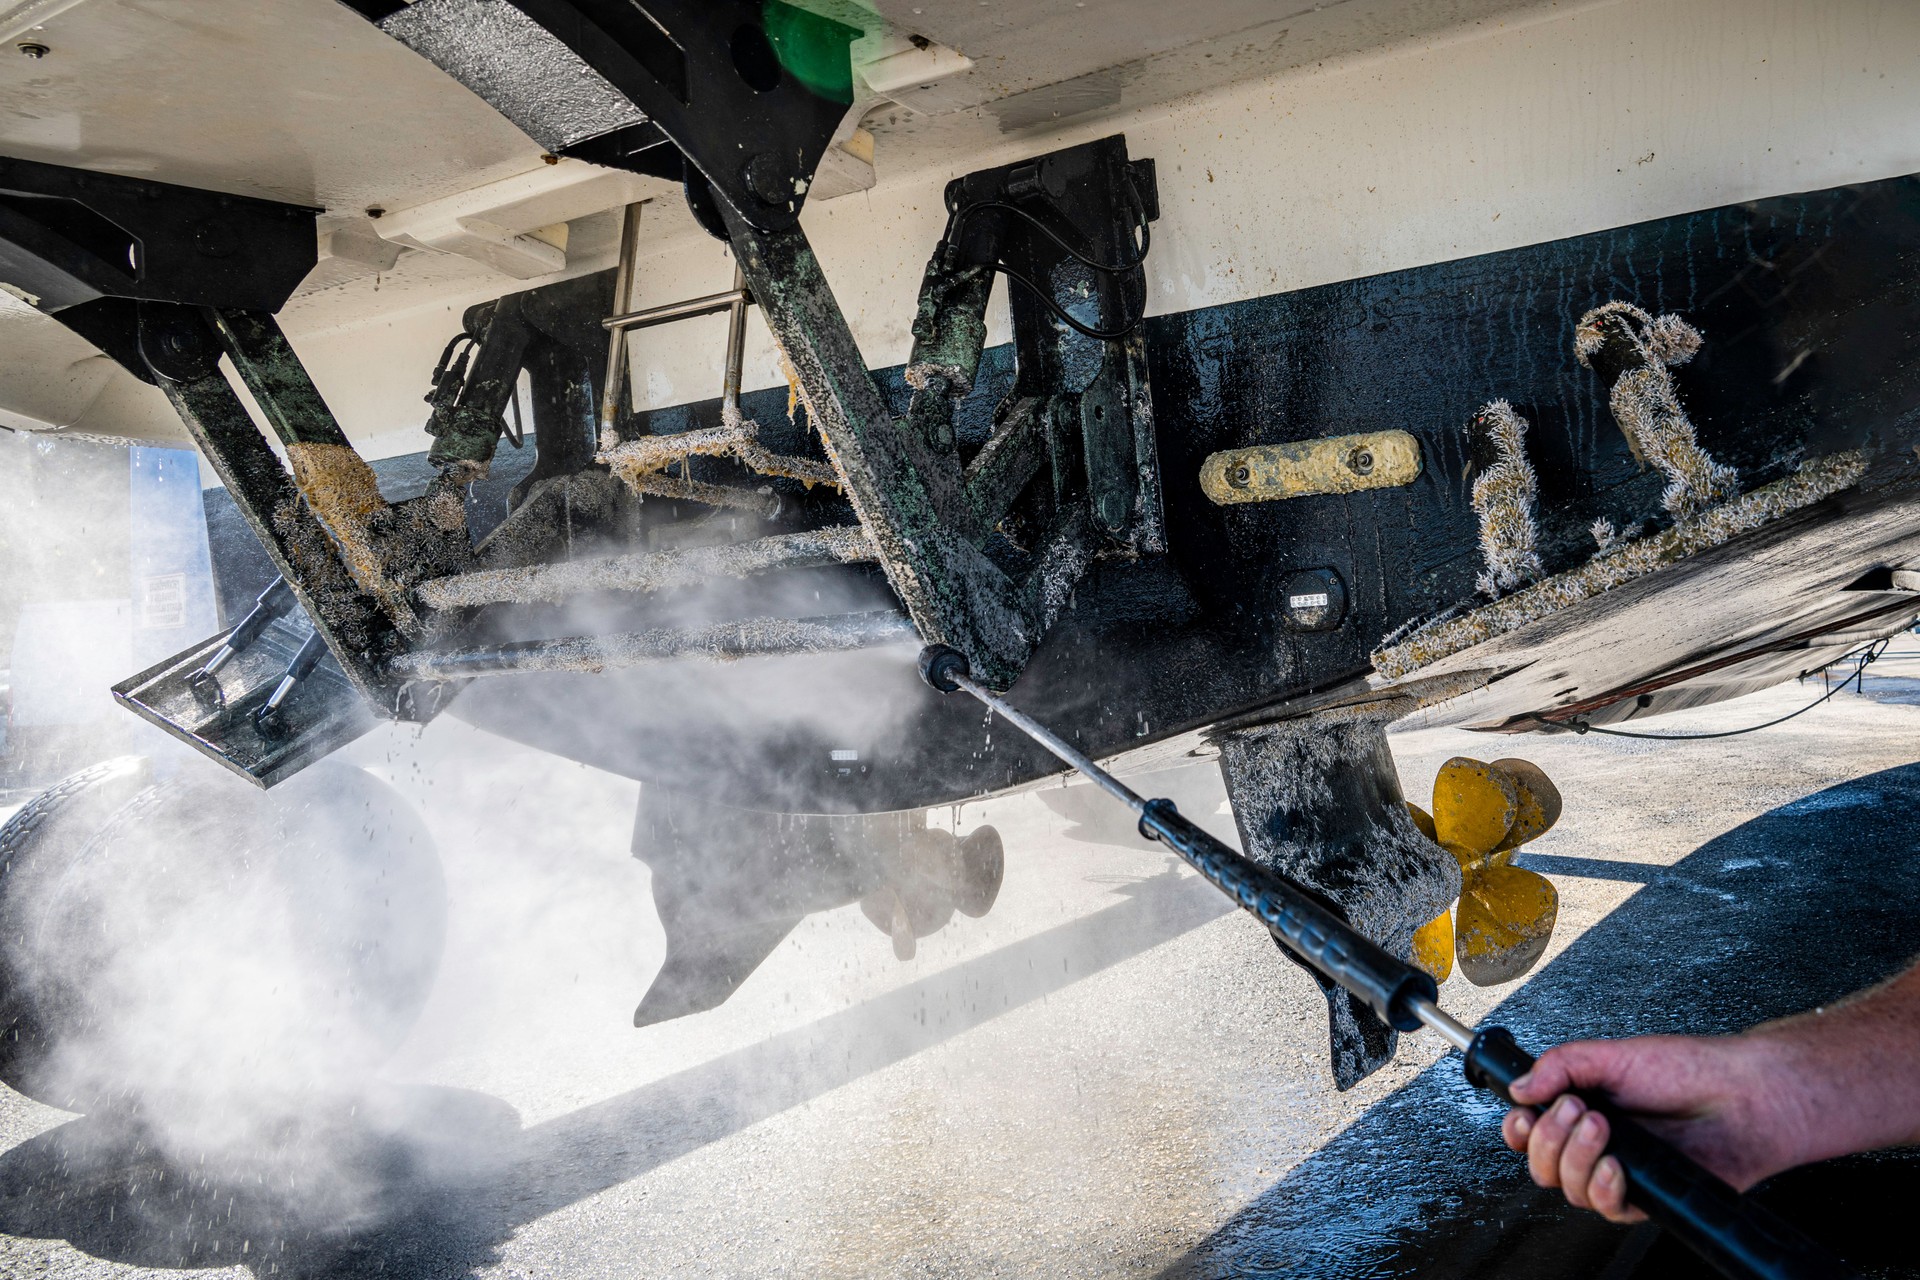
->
[199,176,1920,813]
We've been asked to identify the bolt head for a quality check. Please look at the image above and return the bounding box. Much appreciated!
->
[15,41,48,58]
[1347,446,1375,476]
[741,153,792,208]
[193,224,236,259]
[1226,461,1252,489]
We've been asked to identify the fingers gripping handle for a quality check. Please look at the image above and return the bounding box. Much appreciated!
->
[1464,1028,1854,1280]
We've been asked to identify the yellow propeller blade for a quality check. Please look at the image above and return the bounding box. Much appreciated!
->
[1415,758,1561,986]
[1431,757,1518,858]
[1409,800,1477,876]
[1406,800,1457,981]
[1488,757,1563,858]
[1455,863,1559,985]
[1412,908,1454,982]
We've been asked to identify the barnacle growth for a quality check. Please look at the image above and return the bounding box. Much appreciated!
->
[1575,302,1738,521]
[1466,400,1544,597]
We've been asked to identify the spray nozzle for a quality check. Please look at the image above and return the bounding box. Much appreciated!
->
[917,644,970,694]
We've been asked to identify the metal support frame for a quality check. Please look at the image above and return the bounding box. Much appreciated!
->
[1,45,1169,778]
[362,0,861,231]
[135,304,405,702]
[360,6,1168,689]
[725,209,1048,687]
[390,611,915,680]
[720,135,1162,687]
[108,304,424,783]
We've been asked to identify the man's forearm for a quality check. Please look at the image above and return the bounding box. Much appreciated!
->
[1743,958,1920,1168]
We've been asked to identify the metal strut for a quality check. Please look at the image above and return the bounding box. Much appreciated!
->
[915,644,1855,1280]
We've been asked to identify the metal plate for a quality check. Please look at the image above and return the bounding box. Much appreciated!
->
[1201,430,1423,505]
[111,617,379,789]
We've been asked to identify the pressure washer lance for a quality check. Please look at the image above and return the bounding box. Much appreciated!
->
[916,644,1854,1280]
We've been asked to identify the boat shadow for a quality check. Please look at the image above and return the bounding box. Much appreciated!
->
[1160,761,1920,1280]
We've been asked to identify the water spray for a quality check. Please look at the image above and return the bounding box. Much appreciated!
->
[917,644,1853,1280]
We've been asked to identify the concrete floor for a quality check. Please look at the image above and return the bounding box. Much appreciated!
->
[2,639,1919,1278]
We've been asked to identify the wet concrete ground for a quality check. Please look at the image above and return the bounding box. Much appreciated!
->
[1,638,1918,1278]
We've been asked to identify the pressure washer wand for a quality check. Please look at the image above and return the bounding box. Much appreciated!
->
[916,645,1854,1280]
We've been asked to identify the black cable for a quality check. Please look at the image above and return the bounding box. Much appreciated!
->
[501,382,525,449]
[938,179,1153,338]
[988,261,1147,340]
[429,331,474,383]
[947,197,1151,275]
[1527,639,1891,740]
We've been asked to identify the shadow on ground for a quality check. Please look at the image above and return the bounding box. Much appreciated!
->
[7,764,1919,1279]
[0,862,1228,1278]
[1162,762,1920,1280]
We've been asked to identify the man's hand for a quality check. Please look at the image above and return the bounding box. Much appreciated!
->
[1499,1034,1810,1223]
[1502,961,1920,1223]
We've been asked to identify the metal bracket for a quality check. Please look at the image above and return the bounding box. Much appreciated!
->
[0,153,318,316]
[0,152,319,384]
[114,613,380,790]
[360,0,861,231]
[936,137,1164,552]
